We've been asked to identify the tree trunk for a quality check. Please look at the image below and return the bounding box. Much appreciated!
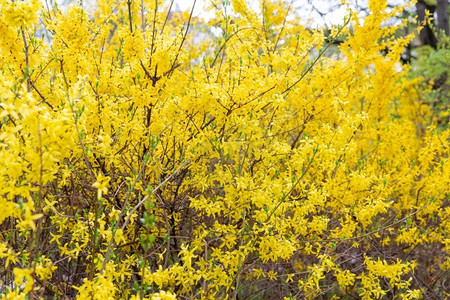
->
[416,0,438,48]
[436,0,449,35]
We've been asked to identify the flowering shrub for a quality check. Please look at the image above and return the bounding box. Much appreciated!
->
[0,0,448,298]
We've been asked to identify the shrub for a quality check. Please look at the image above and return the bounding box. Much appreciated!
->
[0,0,448,298]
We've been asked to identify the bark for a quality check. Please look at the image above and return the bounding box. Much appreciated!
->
[416,0,438,48]
[436,0,449,35]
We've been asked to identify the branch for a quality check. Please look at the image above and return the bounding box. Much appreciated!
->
[282,18,350,95]
[21,28,31,92]
[166,0,196,78]
[127,0,133,33]
[101,159,190,273]
[140,59,181,87]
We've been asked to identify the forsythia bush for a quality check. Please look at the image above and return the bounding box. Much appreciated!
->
[0,0,448,298]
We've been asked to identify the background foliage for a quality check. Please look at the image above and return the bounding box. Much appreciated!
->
[0,0,449,299]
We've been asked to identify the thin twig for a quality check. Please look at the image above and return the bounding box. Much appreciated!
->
[30,81,55,110]
[126,0,133,33]
[160,0,174,36]
[282,18,350,95]
[21,28,31,92]
[101,159,190,273]
[273,0,294,53]
[166,0,197,78]
[121,159,190,231]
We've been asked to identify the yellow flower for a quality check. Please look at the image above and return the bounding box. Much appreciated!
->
[93,172,111,199]
[2,0,40,29]
[335,269,356,288]
[13,268,34,294]
[150,290,177,300]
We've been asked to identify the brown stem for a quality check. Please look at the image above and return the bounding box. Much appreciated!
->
[127,0,133,33]
[21,28,31,92]
[167,0,197,78]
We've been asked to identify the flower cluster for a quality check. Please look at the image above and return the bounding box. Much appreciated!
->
[0,0,448,299]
